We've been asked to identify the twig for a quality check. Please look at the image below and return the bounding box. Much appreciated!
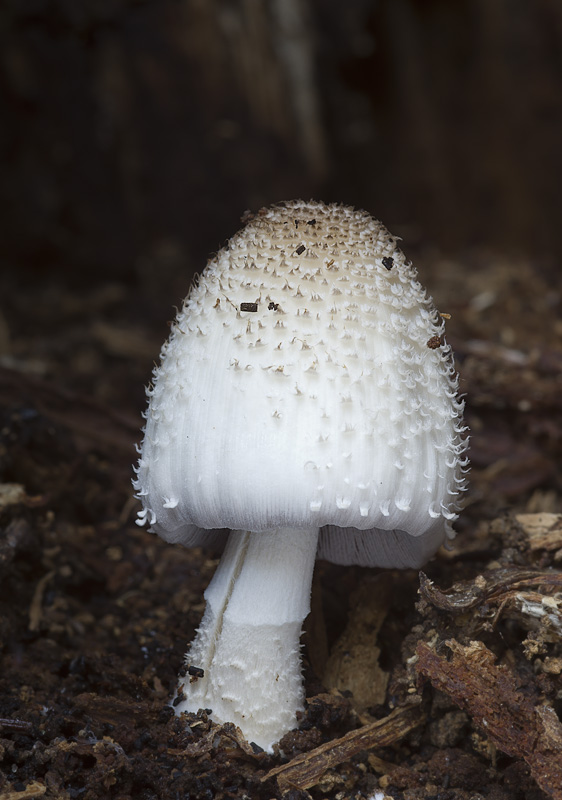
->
[263,702,424,791]
[0,718,33,733]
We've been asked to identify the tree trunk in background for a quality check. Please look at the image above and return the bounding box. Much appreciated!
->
[1,0,561,287]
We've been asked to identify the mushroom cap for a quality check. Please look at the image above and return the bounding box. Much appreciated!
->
[134,200,468,568]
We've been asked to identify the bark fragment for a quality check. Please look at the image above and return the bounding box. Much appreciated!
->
[416,638,562,800]
[263,702,425,792]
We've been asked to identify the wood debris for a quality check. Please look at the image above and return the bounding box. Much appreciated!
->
[419,566,562,614]
[28,570,56,632]
[263,702,425,792]
[0,782,47,799]
[516,512,562,553]
[322,574,391,711]
[416,638,562,800]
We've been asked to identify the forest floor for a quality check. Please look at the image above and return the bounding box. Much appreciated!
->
[1,247,562,799]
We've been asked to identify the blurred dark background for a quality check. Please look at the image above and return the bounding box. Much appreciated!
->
[1,0,562,414]
[2,0,562,285]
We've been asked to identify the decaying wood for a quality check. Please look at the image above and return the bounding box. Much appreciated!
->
[419,566,562,643]
[70,693,161,728]
[419,567,562,613]
[516,512,562,552]
[323,574,391,711]
[181,720,263,760]
[416,639,562,800]
[263,702,425,792]
[0,782,47,799]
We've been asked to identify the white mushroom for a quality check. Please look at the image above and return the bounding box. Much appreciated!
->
[133,200,468,752]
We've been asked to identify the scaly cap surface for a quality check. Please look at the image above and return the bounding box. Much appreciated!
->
[134,200,468,568]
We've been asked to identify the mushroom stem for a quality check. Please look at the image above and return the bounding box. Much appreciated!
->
[174,527,320,752]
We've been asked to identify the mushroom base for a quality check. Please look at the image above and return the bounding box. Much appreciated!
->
[173,527,320,752]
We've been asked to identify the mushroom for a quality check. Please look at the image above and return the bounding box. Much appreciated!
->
[133,200,468,752]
